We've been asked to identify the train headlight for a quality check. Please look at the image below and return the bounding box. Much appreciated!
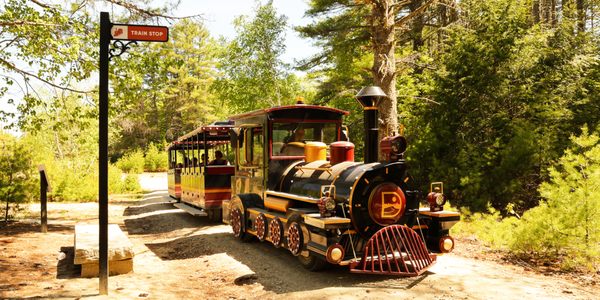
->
[428,182,446,212]
[326,244,345,264]
[318,196,336,217]
[439,236,455,253]
[435,193,446,206]
[324,198,336,211]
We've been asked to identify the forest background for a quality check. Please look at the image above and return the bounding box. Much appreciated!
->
[1,0,600,272]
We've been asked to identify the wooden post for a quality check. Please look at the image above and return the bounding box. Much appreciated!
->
[38,165,50,233]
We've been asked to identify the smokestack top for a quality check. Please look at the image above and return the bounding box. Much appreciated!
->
[355,86,387,108]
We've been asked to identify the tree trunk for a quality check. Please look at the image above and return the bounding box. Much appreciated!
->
[532,0,540,23]
[577,0,585,32]
[410,0,426,52]
[370,0,398,138]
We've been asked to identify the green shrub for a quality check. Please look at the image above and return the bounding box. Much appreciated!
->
[117,150,145,174]
[108,164,124,194]
[508,127,600,271]
[452,207,518,250]
[122,174,141,193]
[144,142,168,172]
[0,133,35,222]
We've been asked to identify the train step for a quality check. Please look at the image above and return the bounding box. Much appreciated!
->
[174,202,208,217]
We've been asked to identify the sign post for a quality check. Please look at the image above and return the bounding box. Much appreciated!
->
[38,165,51,233]
[98,12,168,295]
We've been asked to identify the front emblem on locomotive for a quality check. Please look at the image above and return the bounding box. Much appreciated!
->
[368,183,406,226]
[381,192,403,219]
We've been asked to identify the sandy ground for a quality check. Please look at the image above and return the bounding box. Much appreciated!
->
[1,174,599,299]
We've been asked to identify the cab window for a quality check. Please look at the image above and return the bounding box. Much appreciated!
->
[239,127,263,167]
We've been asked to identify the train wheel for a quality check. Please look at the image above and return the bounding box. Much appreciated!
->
[269,218,283,248]
[287,222,303,256]
[298,253,327,271]
[255,213,267,241]
[230,208,243,238]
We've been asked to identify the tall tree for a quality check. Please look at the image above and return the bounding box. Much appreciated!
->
[299,0,443,136]
[212,1,301,113]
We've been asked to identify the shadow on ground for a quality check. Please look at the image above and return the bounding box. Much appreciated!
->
[56,246,81,279]
[144,233,439,293]
[123,190,444,294]
[0,223,73,236]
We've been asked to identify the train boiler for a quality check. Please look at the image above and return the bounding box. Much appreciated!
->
[221,86,460,276]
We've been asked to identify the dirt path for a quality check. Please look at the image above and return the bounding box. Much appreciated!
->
[1,188,598,299]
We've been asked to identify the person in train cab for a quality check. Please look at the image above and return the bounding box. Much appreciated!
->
[291,128,305,142]
[281,127,306,156]
[209,150,227,165]
[201,154,208,166]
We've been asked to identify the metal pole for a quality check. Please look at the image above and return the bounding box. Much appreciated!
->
[40,171,47,233]
[98,11,110,295]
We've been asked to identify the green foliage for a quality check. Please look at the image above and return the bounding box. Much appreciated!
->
[452,206,519,249]
[0,132,35,222]
[509,126,600,271]
[117,150,145,174]
[144,142,168,172]
[212,2,302,113]
[407,0,600,212]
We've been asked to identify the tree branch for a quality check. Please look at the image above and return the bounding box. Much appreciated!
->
[391,0,412,9]
[0,58,95,94]
[104,0,203,21]
[29,0,55,9]
[0,20,61,27]
[395,0,437,27]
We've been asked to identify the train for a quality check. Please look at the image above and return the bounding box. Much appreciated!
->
[167,86,460,276]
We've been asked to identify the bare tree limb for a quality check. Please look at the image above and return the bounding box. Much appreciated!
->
[391,0,412,9]
[0,58,95,94]
[104,0,203,21]
[29,0,56,10]
[0,21,61,27]
[395,0,437,27]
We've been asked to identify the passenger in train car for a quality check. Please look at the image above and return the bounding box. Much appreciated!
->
[192,157,198,167]
[201,154,208,166]
[209,150,228,165]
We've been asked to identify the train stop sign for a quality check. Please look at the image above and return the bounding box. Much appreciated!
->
[110,24,169,42]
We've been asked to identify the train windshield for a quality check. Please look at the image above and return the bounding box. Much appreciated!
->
[271,122,338,157]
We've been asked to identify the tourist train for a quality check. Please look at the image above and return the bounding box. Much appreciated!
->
[167,86,459,276]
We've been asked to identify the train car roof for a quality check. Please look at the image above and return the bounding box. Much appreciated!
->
[167,121,234,150]
[228,103,349,121]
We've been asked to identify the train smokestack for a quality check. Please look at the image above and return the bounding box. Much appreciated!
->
[355,86,387,163]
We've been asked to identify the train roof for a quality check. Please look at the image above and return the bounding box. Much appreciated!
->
[167,120,234,150]
[228,102,349,121]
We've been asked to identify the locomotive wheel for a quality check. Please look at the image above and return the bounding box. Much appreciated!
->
[255,213,268,241]
[269,218,284,248]
[287,222,303,256]
[297,253,327,271]
[230,208,243,238]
